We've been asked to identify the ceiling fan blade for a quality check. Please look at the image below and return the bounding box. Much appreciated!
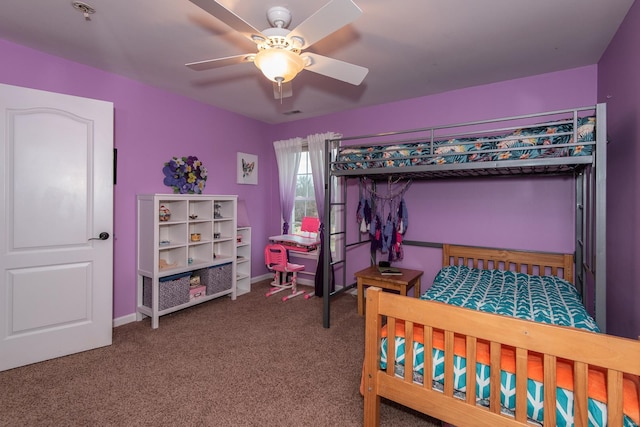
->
[189,0,266,43]
[286,0,362,49]
[186,54,253,71]
[303,53,368,85]
[273,81,293,99]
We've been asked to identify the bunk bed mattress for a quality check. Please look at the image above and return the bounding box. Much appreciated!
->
[379,266,639,426]
[335,116,595,170]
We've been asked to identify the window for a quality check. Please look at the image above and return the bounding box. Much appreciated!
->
[288,149,343,260]
[291,151,317,234]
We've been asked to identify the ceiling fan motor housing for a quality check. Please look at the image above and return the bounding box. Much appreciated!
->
[262,28,291,45]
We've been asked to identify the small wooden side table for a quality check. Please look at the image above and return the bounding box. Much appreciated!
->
[354,266,424,316]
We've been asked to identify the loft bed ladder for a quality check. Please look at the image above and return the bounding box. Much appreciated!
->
[321,140,368,327]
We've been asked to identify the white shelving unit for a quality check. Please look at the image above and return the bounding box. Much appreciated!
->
[136,194,237,328]
[236,226,251,295]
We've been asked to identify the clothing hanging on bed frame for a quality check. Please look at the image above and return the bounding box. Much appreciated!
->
[357,177,411,263]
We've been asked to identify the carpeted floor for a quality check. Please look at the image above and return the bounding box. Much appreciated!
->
[0,280,440,426]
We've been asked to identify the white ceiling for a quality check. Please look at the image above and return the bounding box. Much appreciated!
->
[0,0,634,124]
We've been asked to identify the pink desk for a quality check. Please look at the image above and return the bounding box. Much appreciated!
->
[268,234,320,252]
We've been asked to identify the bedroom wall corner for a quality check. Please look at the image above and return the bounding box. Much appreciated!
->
[597,0,640,339]
[270,66,598,291]
[0,38,275,320]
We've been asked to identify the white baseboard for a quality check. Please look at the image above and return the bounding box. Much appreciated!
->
[113,313,137,328]
[252,274,314,287]
[252,273,272,283]
[296,277,315,287]
[112,275,306,327]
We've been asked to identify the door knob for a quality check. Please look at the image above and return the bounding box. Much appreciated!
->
[89,232,110,241]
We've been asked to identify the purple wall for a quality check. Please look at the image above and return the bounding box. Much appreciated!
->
[273,66,597,139]
[0,39,275,320]
[273,66,597,296]
[598,0,640,339]
[7,36,628,334]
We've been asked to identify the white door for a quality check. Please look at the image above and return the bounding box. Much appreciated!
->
[0,83,114,371]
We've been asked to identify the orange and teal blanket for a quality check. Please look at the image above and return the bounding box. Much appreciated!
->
[380,266,639,426]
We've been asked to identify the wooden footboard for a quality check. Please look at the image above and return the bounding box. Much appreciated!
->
[363,287,640,426]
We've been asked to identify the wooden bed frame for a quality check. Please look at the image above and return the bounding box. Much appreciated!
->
[363,244,640,426]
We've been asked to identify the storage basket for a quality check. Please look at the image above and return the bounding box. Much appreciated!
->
[143,272,190,310]
[203,262,233,295]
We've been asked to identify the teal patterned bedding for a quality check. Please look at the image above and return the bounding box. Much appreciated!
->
[335,116,595,171]
[380,266,638,427]
[424,265,599,332]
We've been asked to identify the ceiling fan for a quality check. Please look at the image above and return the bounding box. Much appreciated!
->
[186,0,369,100]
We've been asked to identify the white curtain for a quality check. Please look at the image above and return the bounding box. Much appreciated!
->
[273,137,303,234]
[307,132,339,224]
[307,132,340,296]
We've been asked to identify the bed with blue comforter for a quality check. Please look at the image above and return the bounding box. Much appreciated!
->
[377,265,639,426]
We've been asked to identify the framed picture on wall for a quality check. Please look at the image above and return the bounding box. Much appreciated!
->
[237,152,258,185]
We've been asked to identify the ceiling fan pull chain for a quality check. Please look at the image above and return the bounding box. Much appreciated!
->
[276,77,283,104]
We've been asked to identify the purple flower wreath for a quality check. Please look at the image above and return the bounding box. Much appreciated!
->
[163,156,208,194]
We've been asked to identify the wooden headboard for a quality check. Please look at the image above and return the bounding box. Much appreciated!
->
[442,244,574,284]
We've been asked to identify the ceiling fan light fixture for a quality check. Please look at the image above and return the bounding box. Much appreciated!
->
[254,48,304,83]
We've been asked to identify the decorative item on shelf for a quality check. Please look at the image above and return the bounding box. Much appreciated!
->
[159,259,178,270]
[159,205,171,222]
[214,203,222,219]
[189,214,198,220]
[189,284,206,301]
[163,156,208,194]
[237,235,242,243]
[188,257,193,265]
[159,240,171,246]
[190,276,201,287]
[190,233,201,242]
[214,232,221,239]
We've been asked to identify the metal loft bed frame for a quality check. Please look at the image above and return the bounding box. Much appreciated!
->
[322,103,607,330]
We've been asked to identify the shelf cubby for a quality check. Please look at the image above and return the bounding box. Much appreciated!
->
[137,194,238,328]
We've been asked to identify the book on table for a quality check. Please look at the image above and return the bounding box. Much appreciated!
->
[377,266,402,275]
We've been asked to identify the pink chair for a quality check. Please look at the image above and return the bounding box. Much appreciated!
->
[264,244,306,301]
